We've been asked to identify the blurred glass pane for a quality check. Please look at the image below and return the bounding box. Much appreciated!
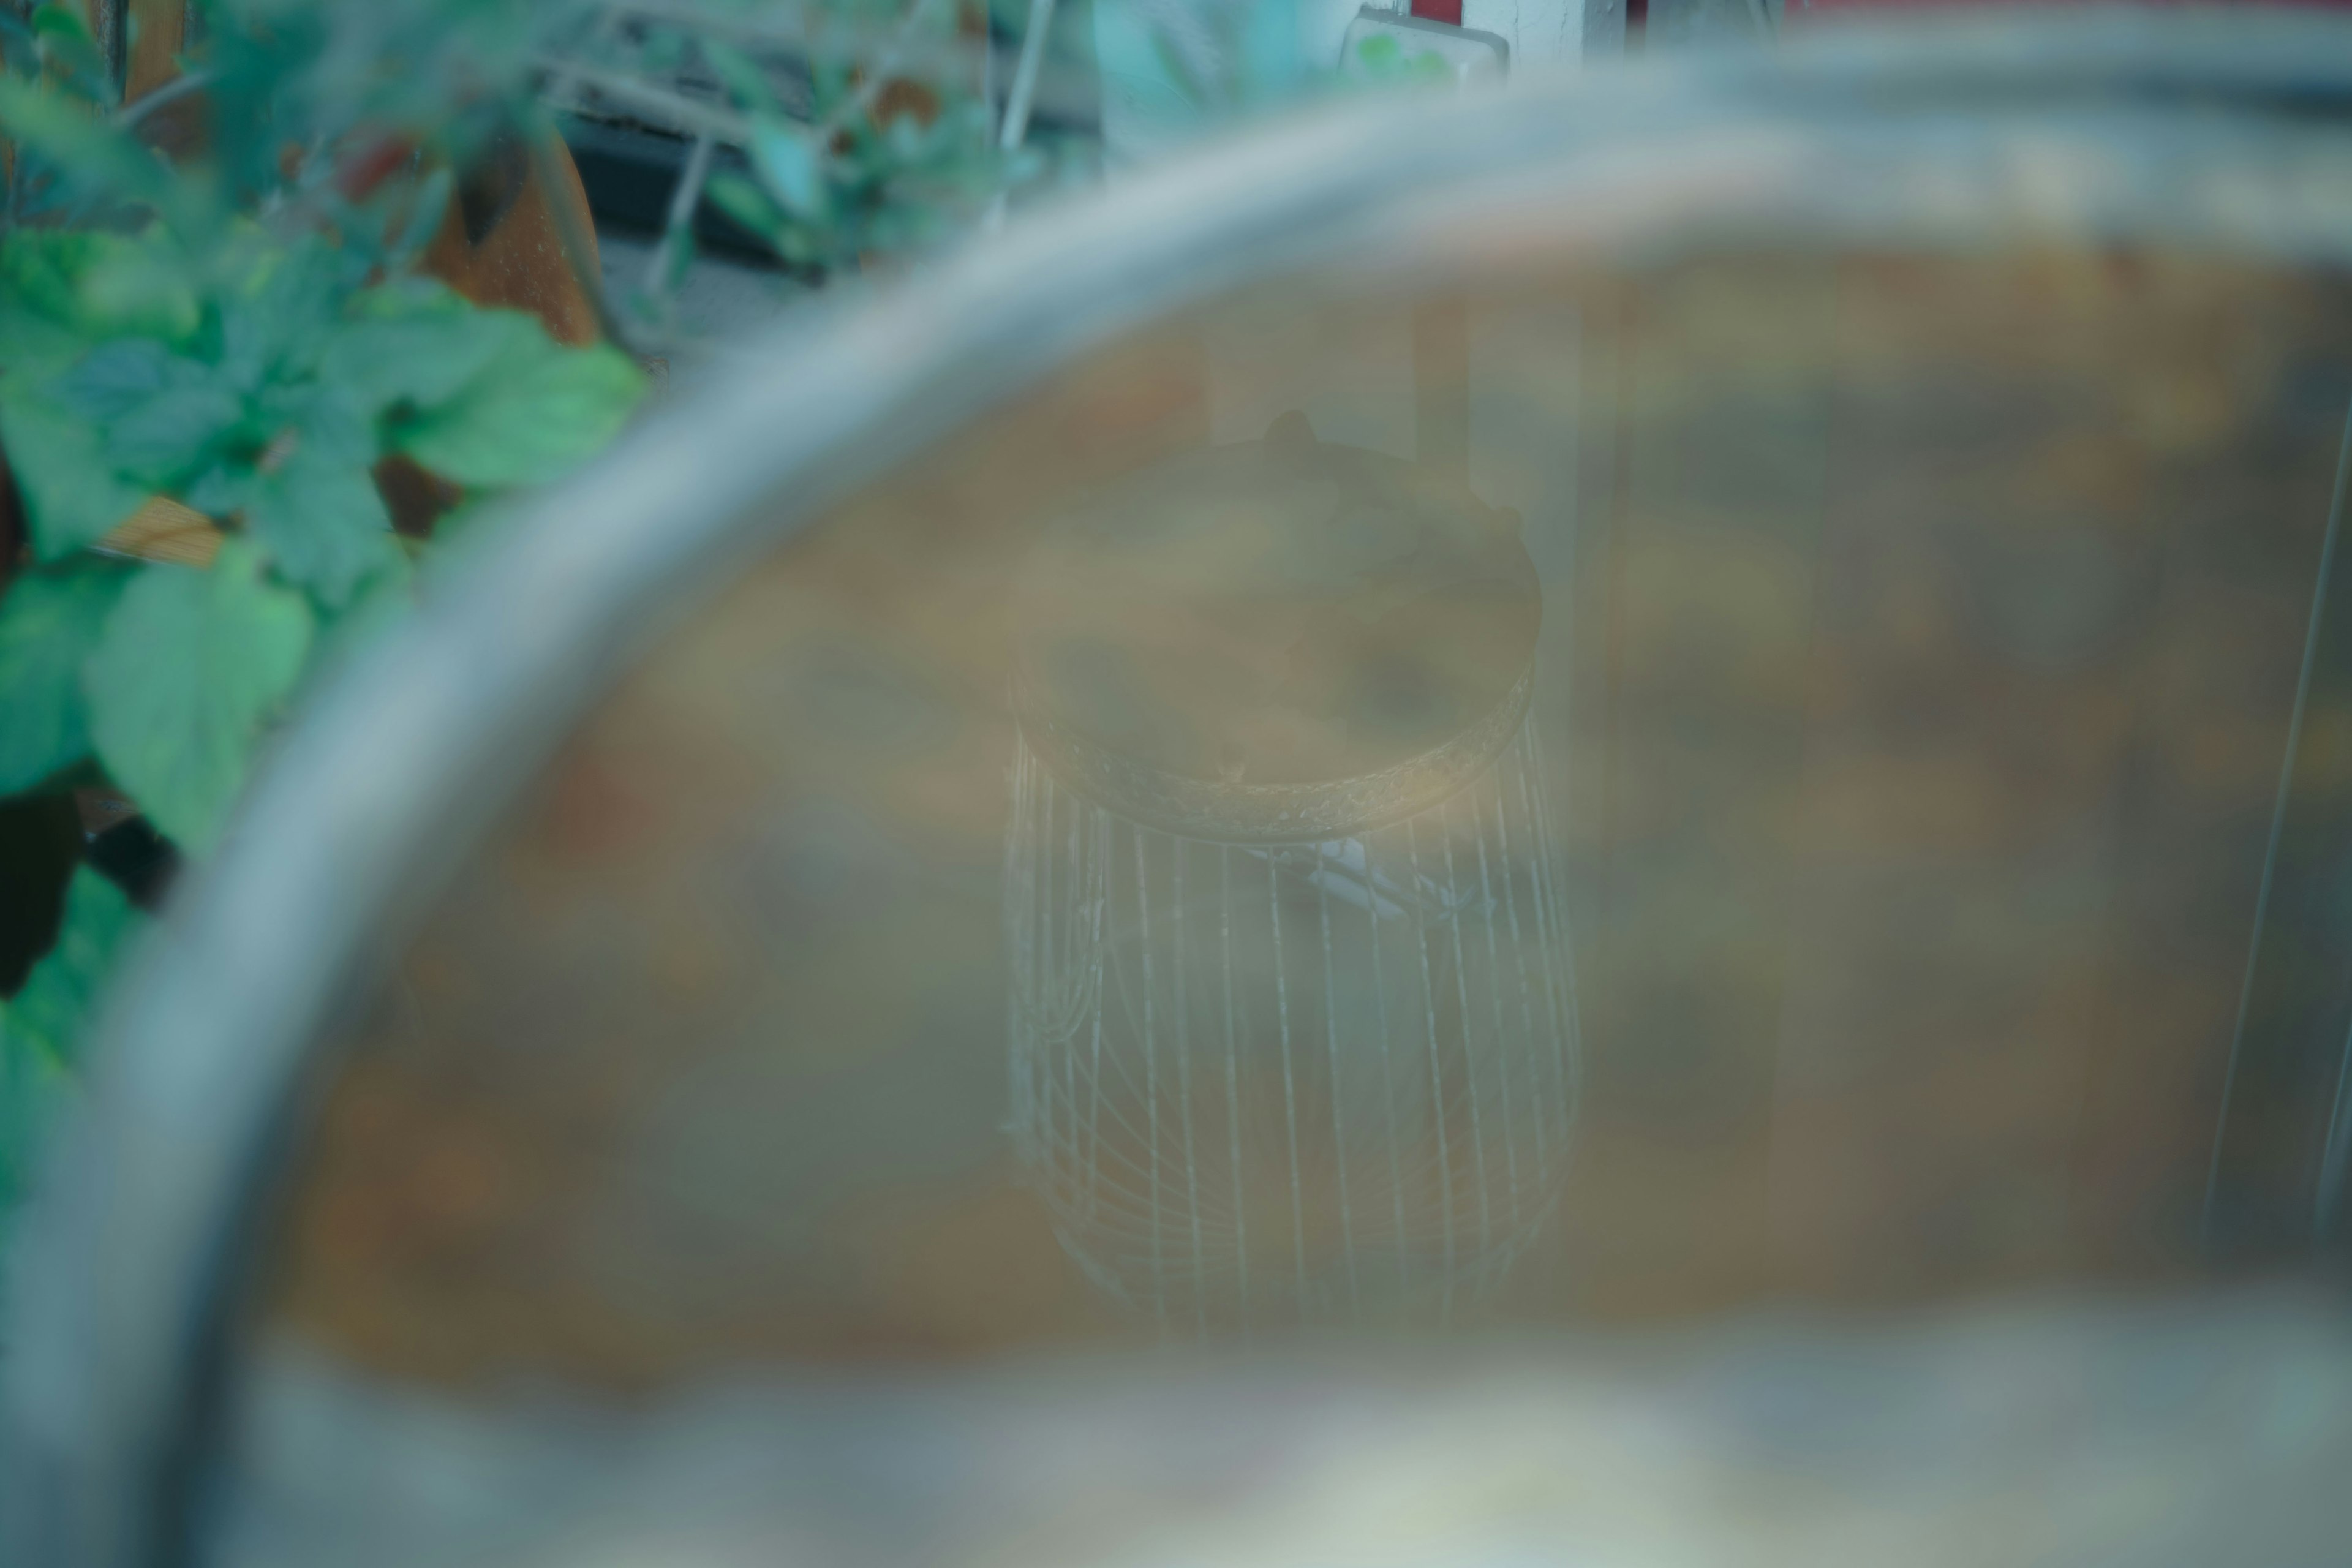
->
[241,250,2352,1412]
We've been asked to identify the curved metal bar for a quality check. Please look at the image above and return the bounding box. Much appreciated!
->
[8,11,2352,1565]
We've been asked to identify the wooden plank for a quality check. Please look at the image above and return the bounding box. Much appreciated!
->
[124,0,186,102]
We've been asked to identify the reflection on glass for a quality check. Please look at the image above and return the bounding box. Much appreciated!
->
[1005,413,1580,1333]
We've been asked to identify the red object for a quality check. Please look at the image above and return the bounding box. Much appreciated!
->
[1796,0,2352,10]
[1410,0,1466,23]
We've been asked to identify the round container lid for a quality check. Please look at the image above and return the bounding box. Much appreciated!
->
[1014,412,1541,842]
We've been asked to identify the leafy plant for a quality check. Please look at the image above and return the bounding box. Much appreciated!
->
[0,0,646,1197]
[0,866,137,1208]
[547,0,1084,337]
[0,0,1096,1221]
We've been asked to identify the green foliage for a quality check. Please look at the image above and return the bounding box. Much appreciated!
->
[229,449,402,608]
[0,0,1110,1219]
[2,867,140,1074]
[15,4,113,105]
[0,561,128,794]
[0,867,143,1207]
[320,282,523,410]
[585,0,1066,313]
[717,86,1020,267]
[0,0,654,1196]
[390,316,644,487]
[0,396,152,558]
[53,338,249,488]
[83,543,314,851]
[0,218,647,861]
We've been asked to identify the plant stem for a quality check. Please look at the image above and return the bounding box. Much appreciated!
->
[538,57,752,142]
[113,67,213,130]
[643,129,713,332]
[998,0,1055,152]
[982,0,1054,230]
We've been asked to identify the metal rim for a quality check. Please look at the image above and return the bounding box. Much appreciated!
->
[1013,668,1537,846]
[1008,424,1547,843]
[9,11,2352,1565]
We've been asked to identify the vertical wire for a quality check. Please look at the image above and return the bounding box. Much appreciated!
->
[1040,765,1057,1035]
[1318,865,1360,1313]
[1408,818,1457,1325]
[2207,398,2352,1248]
[1270,850,1308,1315]
[1068,775,1091,1204]
[1134,827,1165,1333]
[1084,810,1107,1217]
[1016,709,1574,1325]
[1006,741,1032,1159]
[1469,784,1525,1235]
[1044,766,1063,1185]
[1492,731,1551,1186]
[1518,723,1575,1123]
[1547,720,1587,1126]
[1368,834,1412,1299]
[1221,845,1250,1334]
[2306,402,2352,1245]
[1173,846,1207,1336]
[1027,752,1058,1188]
[1061,771,1079,1008]
[1439,798,1494,1273]
[1041,764,1061,1186]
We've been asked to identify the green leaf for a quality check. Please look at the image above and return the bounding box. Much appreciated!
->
[0,230,200,380]
[391,328,644,489]
[218,238,352,390]
[53,340,246,486]
[0,80,173,210]
[0,995,71,1212]
[85,543,314,852]
[320,295,539,416]
[704,172,783,243]
[28,4,109,102]
[0,564,130,795]
[0,232,108,383]
[6,868,141,1072]
[30,4,96,51]
[255,377,374,470]
[0,304,92,405]
[50,341,248,486]
[240,447,401,608]
[698,37,774,110]
[74,235,203,345]
[52,338,176,416]
[3,864,140,1205]
[0,992,74,1212]
[751,121,828,220]
[0,395,148,559]
[310,543,417,677]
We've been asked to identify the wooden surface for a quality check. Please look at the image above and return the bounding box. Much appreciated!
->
[251,252,2352,1391]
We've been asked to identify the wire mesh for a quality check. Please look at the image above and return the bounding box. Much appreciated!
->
[1008,712,1580,1335]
